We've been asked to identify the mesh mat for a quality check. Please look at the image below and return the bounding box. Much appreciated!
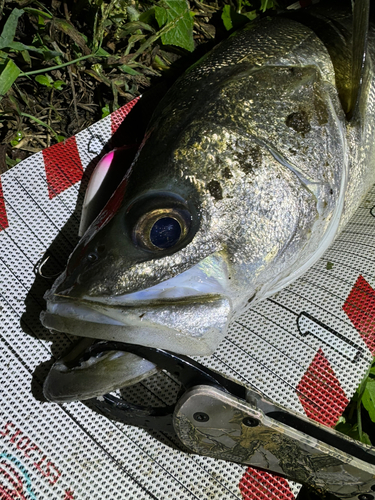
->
[1,98,375,500]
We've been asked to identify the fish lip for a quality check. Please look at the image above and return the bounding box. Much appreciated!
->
[41,294,232,357]
[53,292,225,308]
[43,338,159,403]
[42,254,232,356]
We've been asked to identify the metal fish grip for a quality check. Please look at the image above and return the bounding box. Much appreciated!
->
[88,342,375,500]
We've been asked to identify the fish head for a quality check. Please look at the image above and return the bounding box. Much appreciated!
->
[41,15,350,402]
[42,113,321,356]
[42,16,346,360]
[43,123,233,356]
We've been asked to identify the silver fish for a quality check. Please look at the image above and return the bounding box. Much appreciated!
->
[41,1,375,401]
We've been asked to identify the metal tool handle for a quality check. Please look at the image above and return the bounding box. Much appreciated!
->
[173,385,375,500]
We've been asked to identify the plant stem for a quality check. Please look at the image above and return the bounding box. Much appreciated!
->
[356,366,371,443]
[20,52,106,77]
[20,112,61,142]
[357,398,363,441]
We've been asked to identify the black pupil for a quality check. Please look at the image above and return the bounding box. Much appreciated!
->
[150,217,181,249]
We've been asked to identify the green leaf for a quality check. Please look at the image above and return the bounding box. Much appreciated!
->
[119,21,155,37]
[153,54,170,71]
[23,7,53,19]
[139,7,156,25]
[53,80,66,90]
[221,5,233,31]
[52,18,90,55]
[221,5,250,31]
[243,10,257,21]
[9,94,21,113]
[127,5,140,22]
[95,46,111,57]
[362,379,375,423]
[7,41,28,51]
[155,0,194,52]
[335,421,352,435]
[35,74,53,87]
[0,8,24,50]
[119,64,141,75]
[13,83,31,108]
[7,40,61,57]
[101,104,110,118]
[361,431,372,445]
[10,130,24,147]
[260,0,278,12]
[21,49,31,65]
[0,58,21,95]
[336,421,362,440]
[6,155,22,167]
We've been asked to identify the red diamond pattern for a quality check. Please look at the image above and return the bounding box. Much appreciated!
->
[0,177,9,231]
[239,468,295,500]
[343,275,375,355]
[42,136,83,199]
[297,348,348,427]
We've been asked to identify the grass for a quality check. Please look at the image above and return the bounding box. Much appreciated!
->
[0,0,280,172]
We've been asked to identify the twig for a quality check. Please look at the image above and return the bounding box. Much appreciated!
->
[17,144,44,153]
[76,103,98,112]
[47,88,54,147]
[63,0,70,21]
[66,53,79,122]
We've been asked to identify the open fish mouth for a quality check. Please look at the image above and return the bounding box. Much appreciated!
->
[41,259,232,402]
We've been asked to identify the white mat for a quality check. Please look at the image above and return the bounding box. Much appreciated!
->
[1,99,375,500]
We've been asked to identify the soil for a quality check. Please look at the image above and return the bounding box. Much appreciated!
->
[0,0,292,173]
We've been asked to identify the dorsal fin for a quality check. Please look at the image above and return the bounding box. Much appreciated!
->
[347,0,370,120]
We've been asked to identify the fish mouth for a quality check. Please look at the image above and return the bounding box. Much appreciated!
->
[41,258,232,401]
[41,293,231,356]
[41,293,230,402]
[41,255,232,356]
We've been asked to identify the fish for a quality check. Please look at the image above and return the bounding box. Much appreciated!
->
[41,0,375,402]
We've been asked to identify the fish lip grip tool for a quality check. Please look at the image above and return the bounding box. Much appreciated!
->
[73,341,375,500]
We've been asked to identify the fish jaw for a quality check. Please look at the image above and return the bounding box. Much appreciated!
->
[41,254,233,356]
[43,338,159,403]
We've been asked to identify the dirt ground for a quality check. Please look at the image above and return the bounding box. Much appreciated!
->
[0,0,292,173]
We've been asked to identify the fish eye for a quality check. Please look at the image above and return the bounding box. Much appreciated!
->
[133,208,191,251]
[150,217,181,249]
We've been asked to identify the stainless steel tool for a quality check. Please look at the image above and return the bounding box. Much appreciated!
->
[72,341,375,500]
